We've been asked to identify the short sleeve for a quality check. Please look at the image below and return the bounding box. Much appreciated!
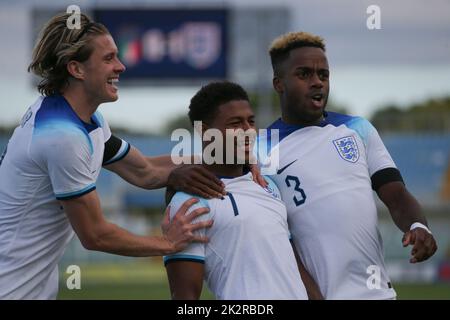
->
[163,192,210,265]
[91,112,131,166]
[347,117,404,190]
[347,117,397,176]
[32,130,96,200]
[366,124,397,176]
[93,111,111,142]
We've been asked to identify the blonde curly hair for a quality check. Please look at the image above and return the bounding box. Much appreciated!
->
[269,31,326,75]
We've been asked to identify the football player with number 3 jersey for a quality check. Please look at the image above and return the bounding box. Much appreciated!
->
[263,31,437,299]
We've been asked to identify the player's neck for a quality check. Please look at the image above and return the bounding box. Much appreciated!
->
[281,107,324,127]
[62,89,98,124]
[281,114,324,127]
[205,164,244,178]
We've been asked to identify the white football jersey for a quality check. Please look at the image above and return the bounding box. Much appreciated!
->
[0,95,129,299]
[164,173,308,300]
[261,112,399,299]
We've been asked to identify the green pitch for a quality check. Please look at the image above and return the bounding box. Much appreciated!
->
[58,262,450,300]
[58,260,214,300]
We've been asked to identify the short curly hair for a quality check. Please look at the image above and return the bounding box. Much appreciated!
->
[269,31,326,75]
[188,82,249,125]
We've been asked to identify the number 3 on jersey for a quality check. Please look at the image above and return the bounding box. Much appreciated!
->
[285,175,306,206]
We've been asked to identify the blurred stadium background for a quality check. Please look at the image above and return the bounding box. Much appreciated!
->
[0,0,449,299]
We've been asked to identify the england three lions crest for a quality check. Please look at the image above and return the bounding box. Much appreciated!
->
[333,136,360,163]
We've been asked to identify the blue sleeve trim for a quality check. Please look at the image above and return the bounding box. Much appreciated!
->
[164,254,205,266]
[56,184,96,200]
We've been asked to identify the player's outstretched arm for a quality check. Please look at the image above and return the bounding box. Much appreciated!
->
[104,146,171,189]
[61,191,212,256]
[377,181,438,263]
[166,261,204,300]
[105,147,225,197]
[291,242,324,300]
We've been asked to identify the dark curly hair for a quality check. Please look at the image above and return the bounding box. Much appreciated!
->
[188,81,249,126]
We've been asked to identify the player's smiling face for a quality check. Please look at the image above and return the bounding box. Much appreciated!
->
[207,100,256,164]
[275,46,330,126]
[80,34,126,105]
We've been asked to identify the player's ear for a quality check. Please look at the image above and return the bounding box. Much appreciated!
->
[67,60,85,80]
[273,76,284,94]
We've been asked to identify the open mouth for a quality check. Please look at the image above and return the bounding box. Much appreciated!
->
[107,78,119,90]
[226,129,257,155]
[236,138,255,151]
[310,93,324,108]
[311,93,323,101]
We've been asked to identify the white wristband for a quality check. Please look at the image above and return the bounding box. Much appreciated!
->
[410,222,432,235]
